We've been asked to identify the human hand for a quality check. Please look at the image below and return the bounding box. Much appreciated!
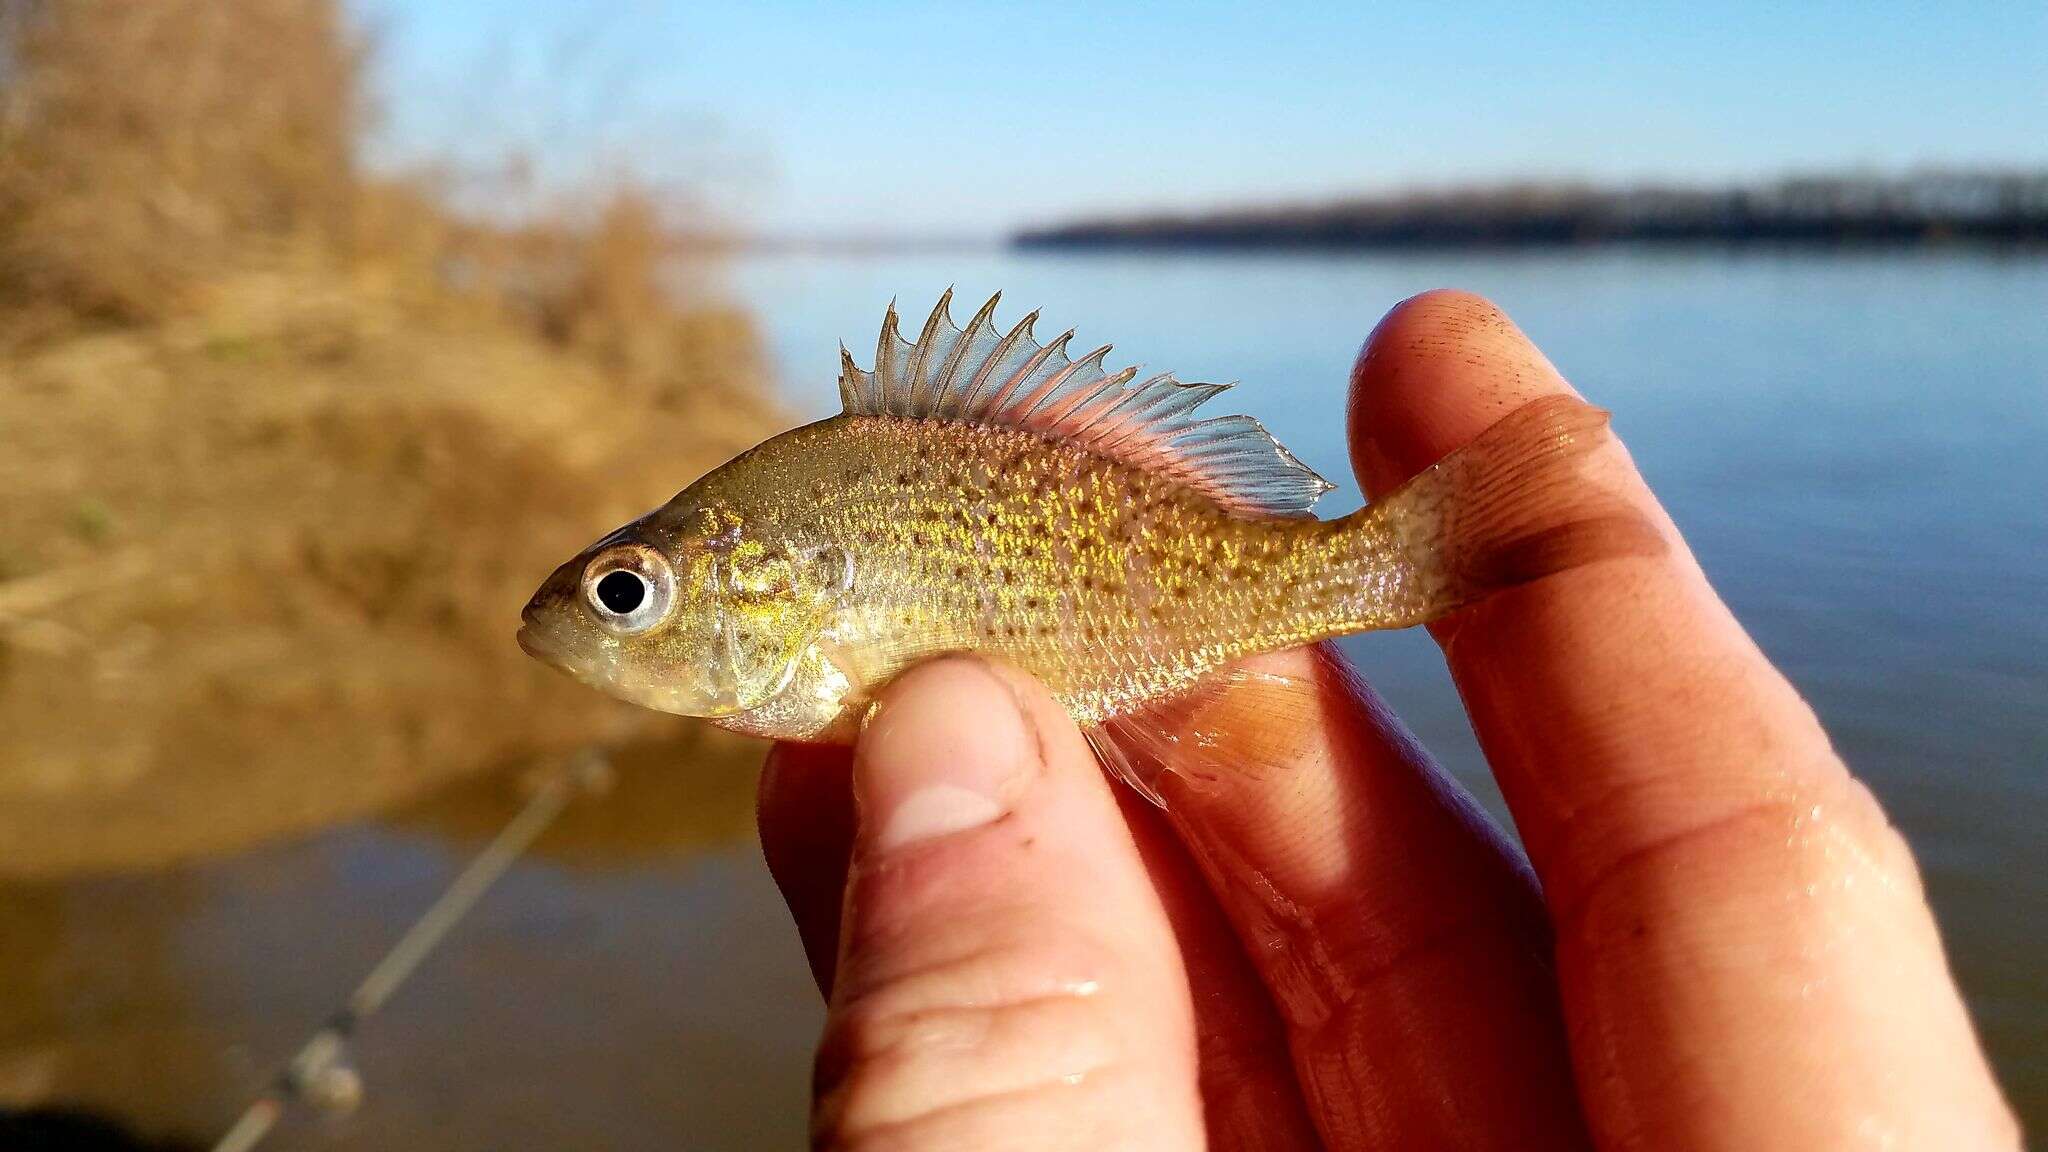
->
[756,291,2021,1150]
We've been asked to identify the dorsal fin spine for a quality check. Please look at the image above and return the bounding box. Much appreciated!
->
[874,300,904,413]
[838,343,865,411]
[1055,366,1141,432]
[904,288,953,414]
[1082,376,1211,456]
[1033,353,1129,427]
[984,328,1071,418]
[1084,375,1181,443]
[1011,341,1108,424]
[956,309,1035,417]
[934,292,1001,420]
[840,293,1333,517]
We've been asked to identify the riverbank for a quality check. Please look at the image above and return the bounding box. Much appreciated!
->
[0,263,780,876]
[1016,172,2048,250]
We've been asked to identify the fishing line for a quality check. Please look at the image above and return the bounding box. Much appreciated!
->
[210,749,614,1152]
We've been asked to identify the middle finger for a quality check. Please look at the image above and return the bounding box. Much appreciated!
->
[1142,642,1592,1149]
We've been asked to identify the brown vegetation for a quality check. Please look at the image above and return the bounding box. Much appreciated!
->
[0,0,782,875]
[0,0,359,327]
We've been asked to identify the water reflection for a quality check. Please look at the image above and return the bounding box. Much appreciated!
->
[0,735,820,1150]
[0,1106,198,1152]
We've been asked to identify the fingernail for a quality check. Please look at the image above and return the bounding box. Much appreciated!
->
[855,658,1036,853]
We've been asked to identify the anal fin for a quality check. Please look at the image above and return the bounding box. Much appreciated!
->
[1082,726,1167,807]
[1083,650,1339,807]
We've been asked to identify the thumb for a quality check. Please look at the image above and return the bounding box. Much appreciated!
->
[812,657,1204,1151]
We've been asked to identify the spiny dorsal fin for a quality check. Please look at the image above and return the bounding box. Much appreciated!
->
[838,290,1335,517]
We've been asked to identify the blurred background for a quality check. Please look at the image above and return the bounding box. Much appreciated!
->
[0,1,2041,1147]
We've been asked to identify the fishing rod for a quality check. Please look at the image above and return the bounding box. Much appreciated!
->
[210,749,614,1152]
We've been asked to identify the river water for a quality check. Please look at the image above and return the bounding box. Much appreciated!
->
[4,248,2042,1146]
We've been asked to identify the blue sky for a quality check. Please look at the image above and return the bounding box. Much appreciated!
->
[360,1,2048,237]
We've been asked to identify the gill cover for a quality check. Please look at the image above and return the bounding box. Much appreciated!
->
[703,515,856,714]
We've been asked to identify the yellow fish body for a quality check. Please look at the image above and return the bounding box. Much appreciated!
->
[520,292,1645,801]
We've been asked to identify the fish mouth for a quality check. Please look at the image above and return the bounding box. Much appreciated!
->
[517,603,607,688]
[516,599,561,664]
[516,623,546,661]
[517,622,603,687]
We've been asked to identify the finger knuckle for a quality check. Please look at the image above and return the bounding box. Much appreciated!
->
[814,925,1133,1148]
[815,997,1121,1142]
[1555,764,1928,946]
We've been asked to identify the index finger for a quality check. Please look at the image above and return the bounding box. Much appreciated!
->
[1351,290,2019,1148]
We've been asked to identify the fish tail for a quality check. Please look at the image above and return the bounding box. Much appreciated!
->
[1337,394,1664,626]
[1085,395,1662,808]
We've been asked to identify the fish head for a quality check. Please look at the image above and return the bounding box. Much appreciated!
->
[519,498,854,722]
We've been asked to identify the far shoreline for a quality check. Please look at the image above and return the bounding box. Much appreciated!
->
[1011,172,2048,253]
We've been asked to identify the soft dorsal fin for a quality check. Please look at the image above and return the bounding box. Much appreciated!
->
[839,289,1335,518]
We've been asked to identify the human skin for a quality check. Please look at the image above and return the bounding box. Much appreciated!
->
[755,291,2022,1150]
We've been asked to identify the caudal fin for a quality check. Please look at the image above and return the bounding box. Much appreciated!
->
[1360,394,1664,624]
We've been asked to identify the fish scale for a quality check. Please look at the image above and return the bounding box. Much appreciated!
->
[519,293,1652,801]
[730,416,1363,724]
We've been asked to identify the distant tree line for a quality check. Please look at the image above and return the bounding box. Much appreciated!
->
[1014,172,2048,250]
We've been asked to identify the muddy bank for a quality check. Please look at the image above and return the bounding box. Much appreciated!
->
[0,270,781,876]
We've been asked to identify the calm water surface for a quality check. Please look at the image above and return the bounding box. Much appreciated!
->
[5,249,2042,1147]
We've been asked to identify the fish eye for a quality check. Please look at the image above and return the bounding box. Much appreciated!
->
[595,570,647,614]
[581,543,676,635]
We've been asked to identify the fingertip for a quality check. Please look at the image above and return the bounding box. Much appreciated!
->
[835,659,1169,971]
[855,657,1037,853]
[821,660,1207,1148]
[758,741,853,830]
[1348,289,1578,497]
[758,741,855,992]
[758,741,856,875]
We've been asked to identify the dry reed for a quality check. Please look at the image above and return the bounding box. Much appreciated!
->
[0,0,781,874]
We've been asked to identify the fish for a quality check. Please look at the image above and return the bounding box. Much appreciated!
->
[518,291,1657,803]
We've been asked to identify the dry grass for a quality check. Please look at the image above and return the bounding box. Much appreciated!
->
[0,1,787,874]
[0,0,360,328]
[0,275,778,876]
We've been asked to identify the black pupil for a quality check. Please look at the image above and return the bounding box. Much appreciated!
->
[595,570,647,615]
